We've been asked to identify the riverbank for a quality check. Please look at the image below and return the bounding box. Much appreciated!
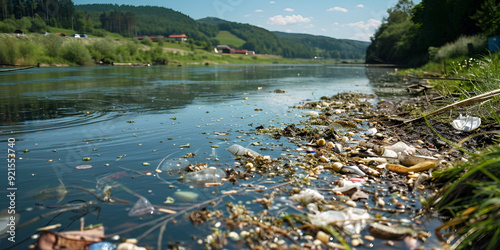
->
[0,33,363,67]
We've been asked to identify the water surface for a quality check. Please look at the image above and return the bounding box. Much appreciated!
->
[1,65,424,249]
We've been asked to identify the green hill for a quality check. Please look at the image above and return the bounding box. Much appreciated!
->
[215,31,246,47]
[273,31,369,60]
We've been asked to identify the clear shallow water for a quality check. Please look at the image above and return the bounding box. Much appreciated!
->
[0,65,427,249]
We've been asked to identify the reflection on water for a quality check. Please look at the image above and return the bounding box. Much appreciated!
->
[0,65,410,249]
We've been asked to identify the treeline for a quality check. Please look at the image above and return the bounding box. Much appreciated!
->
[366,0,500,66]
[0,0,83,32]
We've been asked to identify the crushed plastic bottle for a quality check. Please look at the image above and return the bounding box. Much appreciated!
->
[228,144,260,157]
[183,167,226,186]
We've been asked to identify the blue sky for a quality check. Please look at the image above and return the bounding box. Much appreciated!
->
[73,0,421,42]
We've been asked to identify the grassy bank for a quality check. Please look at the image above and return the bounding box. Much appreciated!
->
[407,38,500,249]
[0,33,362,67]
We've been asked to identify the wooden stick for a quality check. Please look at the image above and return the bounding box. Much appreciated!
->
[405,88,500,124]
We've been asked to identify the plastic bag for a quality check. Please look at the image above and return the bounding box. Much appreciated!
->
[128,196,155,217]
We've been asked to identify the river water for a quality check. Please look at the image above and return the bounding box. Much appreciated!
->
[0,65,434,249]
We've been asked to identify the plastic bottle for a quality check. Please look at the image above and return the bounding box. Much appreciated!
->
[183,167,226,186]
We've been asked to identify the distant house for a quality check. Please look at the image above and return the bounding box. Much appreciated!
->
[215,45,255,55]
[71,34,80,38]
[168,34,188,41]
[14,29,24,35]
[215,45,235,54]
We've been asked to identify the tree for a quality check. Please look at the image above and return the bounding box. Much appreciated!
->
[472,0,500,37]
[366,0,417,64]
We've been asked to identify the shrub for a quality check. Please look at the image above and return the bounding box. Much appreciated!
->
[0,19,16,33]
[61,41,92,65]
[91,38,116,62]
[40,34,64,58]
[141,37,153,46]
[18,40,39,65]
[0,35,20,65]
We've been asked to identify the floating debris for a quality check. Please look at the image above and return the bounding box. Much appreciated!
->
[227,144,260,157]
[174,191,199,202]
[308,207,371,234]
[128,197,155,217]
[183,167,226,187]
[75,165,93,170]
[289,189,324,204]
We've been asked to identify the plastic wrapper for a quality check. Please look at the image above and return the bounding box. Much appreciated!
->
[308,207,371,234]
[289,188,325,204]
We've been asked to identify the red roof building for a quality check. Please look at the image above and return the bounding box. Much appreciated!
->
[168,34,188,41]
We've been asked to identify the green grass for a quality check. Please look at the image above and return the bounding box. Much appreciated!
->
[429,145,500,250]
[215,31,246,47]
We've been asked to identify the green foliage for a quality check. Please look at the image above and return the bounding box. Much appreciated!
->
[366,0,421,65]
[368,0,499,66]
[0,35,19,65]
[141,37,153,46]
[0,20,16,33]
[61,40,92,65]
[472,0,500,37]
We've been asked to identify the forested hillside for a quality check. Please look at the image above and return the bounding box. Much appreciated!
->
[199,17,369,59]
[273,31,369,60]
[367,0,500,66]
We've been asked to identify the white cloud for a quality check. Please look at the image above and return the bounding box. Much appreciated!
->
[284,8,294,12]
[305,24,315,28]
[244,14,251,17]
[350,33,372,41]
[356,4,365,8]
[327,7,348,13]
[255,9,264,13]
[346,18,381,30]
[267,15,311,25]
[270,1,275,3]
[333,22,339,26]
